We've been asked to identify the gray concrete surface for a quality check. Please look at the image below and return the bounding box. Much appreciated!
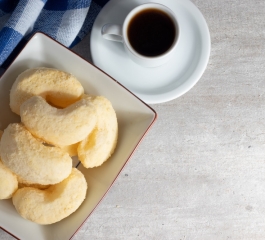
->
[1,0,265,239]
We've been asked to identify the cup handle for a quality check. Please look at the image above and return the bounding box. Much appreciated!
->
[101,24,123,42]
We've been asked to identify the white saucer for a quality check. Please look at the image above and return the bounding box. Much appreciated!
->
[91,0,211,104]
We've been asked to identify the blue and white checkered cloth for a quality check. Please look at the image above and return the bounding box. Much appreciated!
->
[0,0,109,67]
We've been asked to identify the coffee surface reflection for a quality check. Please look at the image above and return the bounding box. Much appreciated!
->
[127,9,176,57]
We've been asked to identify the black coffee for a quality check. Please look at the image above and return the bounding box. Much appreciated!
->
[127,9,176,57]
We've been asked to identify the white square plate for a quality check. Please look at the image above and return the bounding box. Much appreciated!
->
[0,32,157,240]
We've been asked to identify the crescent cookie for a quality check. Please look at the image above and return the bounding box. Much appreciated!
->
[0,131,18,199]
[0,123,72,185]
[10,67,84,115]
[0,160,18,199]
[20,96,97,146]
[77,95,118,168]
[58,142,79,157]
[12,168,87,225]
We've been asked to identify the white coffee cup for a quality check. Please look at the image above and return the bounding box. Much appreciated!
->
[101,3,180,67]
